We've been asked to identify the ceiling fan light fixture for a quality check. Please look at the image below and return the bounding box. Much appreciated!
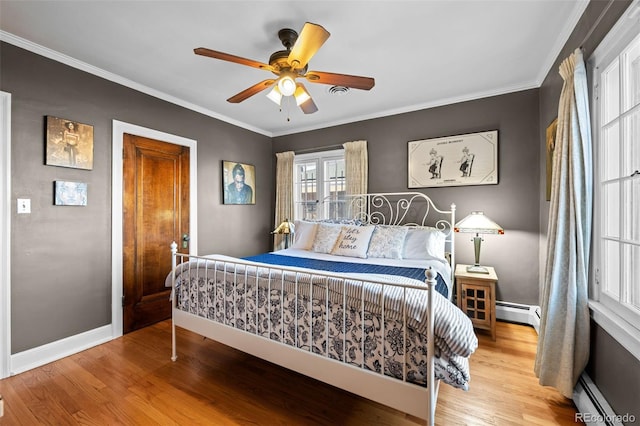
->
[294,84,311,106]
[266,85,283,105]
[277,74,296,96]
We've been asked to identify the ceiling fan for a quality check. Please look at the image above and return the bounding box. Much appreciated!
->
[194,22,375,114]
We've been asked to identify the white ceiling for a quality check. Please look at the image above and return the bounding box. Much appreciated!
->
[0,1,588,137]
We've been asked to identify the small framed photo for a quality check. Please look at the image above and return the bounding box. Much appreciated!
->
[222,161,255,205]
[408,130,498,188]
[54,181,88,206]
[46,116,94,170]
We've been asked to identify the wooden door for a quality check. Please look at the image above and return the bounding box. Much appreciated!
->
[123,134,190,333]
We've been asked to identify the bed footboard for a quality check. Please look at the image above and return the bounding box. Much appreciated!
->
[168,247,474,423]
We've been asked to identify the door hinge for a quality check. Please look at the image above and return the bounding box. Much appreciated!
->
[122,295,125,307]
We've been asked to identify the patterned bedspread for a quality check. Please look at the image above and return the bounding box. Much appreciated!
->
[169,254,478,390]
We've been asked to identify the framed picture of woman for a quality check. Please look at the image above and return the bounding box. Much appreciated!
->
[45,116,94,170]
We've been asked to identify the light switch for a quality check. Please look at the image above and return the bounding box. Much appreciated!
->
[17,198,31,214]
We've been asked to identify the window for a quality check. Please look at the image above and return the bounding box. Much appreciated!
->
[591,9,640,331]
[293,149,345,220]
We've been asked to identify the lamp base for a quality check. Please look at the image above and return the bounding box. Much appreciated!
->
[466,264,490,274]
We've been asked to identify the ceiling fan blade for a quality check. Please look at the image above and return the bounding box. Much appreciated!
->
[227,79,276,103]
[287,22,330,70]
[299,97,318,114]
[305,71,375,90]
[194,48,276,72]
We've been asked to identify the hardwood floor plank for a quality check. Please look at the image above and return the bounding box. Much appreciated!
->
[0,320,580,425]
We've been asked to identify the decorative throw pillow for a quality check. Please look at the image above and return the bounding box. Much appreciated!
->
[425,229,446,260]
[366,225,408,259]
[290,220,319,250]
[310,223,343,254]
[403,227,447,261]
[331,225,375,258]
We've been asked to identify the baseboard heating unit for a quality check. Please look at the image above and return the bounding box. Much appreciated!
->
[573,373,629,426]
[495,301,540,333]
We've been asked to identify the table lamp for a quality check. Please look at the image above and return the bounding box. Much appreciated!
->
[454,211,504,274]
[272,219,295,248]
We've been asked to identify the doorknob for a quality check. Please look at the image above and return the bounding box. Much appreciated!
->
[182,233,190,249]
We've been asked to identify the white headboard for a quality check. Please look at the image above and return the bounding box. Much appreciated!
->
[323,192,456,276]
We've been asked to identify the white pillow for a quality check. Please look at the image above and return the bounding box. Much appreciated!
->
[366,225,408,259]
[290,220,319,250]
[331,225,375,258]
[403,227,446,261]
[311,223,343,254]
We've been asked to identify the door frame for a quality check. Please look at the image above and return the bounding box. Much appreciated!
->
[1,91,12,378]
[111,120,197,338]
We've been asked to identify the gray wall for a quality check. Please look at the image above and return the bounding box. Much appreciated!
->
[1,42,272,353]
[274,89,541,305]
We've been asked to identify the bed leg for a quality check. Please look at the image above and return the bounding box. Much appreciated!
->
[425,267,437,425]
[171,319,177,362]
[171,241,178,362]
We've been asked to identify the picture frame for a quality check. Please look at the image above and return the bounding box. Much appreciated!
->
[408,130,498,188]
[46,116,94,170]
[222,161,256,205]
[54,181,88,206]
[546,118,558,201]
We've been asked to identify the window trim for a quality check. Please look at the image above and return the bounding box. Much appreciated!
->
[588,0,640,361]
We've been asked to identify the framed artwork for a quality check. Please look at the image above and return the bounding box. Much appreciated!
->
[408,130,498,188]
[46,116,94,170]
[54,181,88,206]
[222,161,255,205]
[546,118,558,201]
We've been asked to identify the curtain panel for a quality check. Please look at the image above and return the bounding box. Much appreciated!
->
[534,48,593,398]
[274,151,295,250]
[343,140,368,219]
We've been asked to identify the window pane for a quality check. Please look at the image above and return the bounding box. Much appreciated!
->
[622,33,640,112]
[323,159,345,218]
[601,121,620,180]
[623,107,640,177]
[603,240,620,298]
[623,178,640,242]
[603,182,620,238]
[295,161,318,220]
[623,243,640,309]
[601,59,620,124]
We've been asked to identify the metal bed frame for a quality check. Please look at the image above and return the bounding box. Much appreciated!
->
[169,192,456,424]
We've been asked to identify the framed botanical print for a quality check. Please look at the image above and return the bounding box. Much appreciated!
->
[46,116,94,170]
[222,161,255,205]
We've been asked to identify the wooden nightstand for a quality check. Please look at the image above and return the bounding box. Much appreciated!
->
[455,264,497,340]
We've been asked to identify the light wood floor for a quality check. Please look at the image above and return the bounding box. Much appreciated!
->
[0,320,580,425]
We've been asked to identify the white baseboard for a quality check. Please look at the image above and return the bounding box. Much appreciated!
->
[10,324,113,376]
[496,301,541,332]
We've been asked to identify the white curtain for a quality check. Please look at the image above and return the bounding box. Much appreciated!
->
[534,48,593,398]
[274,151,295,250]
